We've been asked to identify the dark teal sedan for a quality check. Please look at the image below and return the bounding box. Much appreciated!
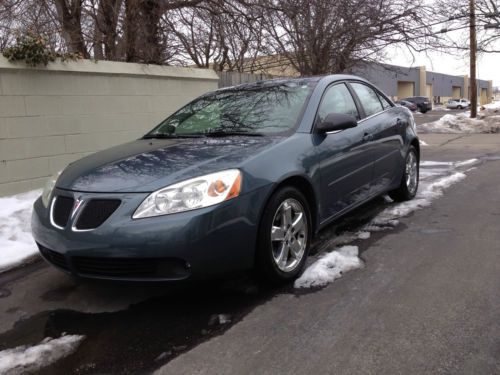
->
[32,75,419,283]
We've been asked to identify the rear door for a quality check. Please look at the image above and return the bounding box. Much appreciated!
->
[315,83,375,222]
[348,82,403,194]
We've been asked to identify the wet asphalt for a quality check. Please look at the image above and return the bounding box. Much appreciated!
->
[0,133,499,374]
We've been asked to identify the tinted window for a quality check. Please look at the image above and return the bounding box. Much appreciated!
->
[317,83,359,122]
[149,81,315,136]
[350,83,384,117]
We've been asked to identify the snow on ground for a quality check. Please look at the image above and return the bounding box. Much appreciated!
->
[295,158,478,289]
[483,100,500,109]
[0,334,85,375]
[418,105,500,133]
[295,246,363,288]
[0,190,41,272]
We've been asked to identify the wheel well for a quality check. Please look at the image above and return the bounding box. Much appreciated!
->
[273,176,318,234]
[411,138,420,161]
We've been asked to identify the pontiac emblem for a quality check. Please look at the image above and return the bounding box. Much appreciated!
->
[71,198,84,218]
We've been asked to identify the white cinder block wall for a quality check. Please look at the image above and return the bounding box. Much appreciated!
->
[0,57,219,196]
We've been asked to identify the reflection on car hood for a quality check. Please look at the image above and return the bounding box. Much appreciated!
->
[57,136,283,192]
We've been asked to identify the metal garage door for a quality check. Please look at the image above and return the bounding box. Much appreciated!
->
[397,81,414,99]
[426,84,432,99]
[480,88,488,105]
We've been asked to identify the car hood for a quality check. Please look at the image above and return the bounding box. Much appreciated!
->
[57,136,283,193]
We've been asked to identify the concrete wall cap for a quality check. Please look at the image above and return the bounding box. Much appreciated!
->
[0,56,219,81]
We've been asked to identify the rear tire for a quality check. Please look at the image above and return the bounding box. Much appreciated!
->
[256,186,312,284]
[388,146,419,202]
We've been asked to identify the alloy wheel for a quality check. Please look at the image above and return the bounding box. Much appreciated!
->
[270,198,308,273]
[406,151,418,195]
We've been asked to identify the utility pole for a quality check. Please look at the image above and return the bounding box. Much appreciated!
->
[469,0,477,118]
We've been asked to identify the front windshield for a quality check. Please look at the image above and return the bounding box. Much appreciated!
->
[147,80,315,137]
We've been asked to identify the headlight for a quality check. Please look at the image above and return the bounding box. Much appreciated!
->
[133,169,242,218]
[41,171,62,207]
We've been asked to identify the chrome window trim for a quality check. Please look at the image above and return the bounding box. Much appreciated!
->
[357,106,393,124]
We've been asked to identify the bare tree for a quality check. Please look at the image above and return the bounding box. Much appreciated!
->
[217,2,266,72]
[165,4,222,68]
[437,0,500,53]
[53,0,89,56]
[88,0,123,59]
[259,0,439,76]
[0,0,62,50]
[1,0,462,74]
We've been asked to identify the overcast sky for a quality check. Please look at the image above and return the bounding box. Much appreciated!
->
[385,48,499,87]
[384,22,500,88]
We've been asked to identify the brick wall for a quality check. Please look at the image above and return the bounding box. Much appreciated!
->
[0,57,218,196]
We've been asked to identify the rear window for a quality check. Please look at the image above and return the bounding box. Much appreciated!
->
[350,83,384,117]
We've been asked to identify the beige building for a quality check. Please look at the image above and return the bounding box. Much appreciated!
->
[240,56,493,105]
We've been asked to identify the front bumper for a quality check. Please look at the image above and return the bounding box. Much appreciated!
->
[32,186,271,281]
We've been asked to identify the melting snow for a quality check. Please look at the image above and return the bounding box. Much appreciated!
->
[418,107,500,133]
[357,231,371,240]
[0,190,42,272]
[295,246,363,288]
[483,101,500,109]
[296,158,476,288]
[0,335,85,374]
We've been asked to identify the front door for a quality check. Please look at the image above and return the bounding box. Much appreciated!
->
[315,83,375,223]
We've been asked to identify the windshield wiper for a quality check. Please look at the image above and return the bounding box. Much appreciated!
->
[203,130,264,137]
[142,133,203,139]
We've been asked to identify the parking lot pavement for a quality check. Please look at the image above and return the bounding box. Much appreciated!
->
[0,134,499,374]
[413,108,467,126]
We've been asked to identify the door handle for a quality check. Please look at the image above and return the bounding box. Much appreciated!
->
[362,133,373,142]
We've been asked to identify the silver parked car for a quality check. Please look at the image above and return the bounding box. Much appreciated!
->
[447,98,470,109]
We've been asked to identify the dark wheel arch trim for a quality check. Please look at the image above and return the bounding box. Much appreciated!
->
[410,137,420,161]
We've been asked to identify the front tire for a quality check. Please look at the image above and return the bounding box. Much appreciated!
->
[256,186,312,284]
[389,146,419,202]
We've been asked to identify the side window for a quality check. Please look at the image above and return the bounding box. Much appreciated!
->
[377,93,392,109]
[317,83,359,123]
[350,83,384,117]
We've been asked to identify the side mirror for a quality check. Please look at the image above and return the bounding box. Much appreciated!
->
[316,113,357,133]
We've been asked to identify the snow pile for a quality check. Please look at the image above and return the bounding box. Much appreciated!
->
[418,112,500,133]
[294,246,363,288]
[362,159,477,233]
[0,335,85,374]
[296,158,476,289]
[483,100,500,110]
[0,190,41,272]
[419,102,500,133]
[370,172,466,226]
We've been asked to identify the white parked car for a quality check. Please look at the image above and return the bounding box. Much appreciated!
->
[447,98,470,109]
